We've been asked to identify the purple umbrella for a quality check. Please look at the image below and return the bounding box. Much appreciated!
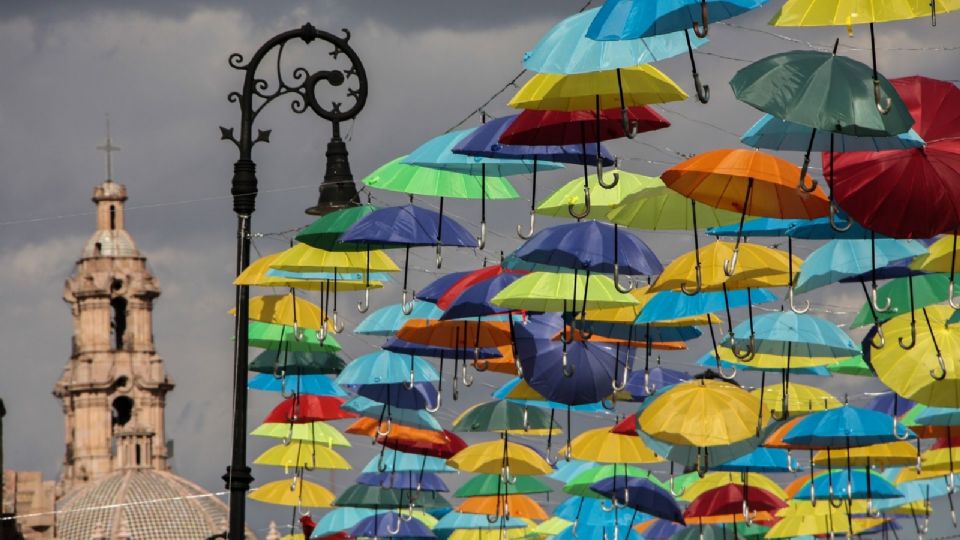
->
[347,511,435,538]
[341,204,477,314]
[356,471,449,492]
[347,381,439,411]
[453,115,616,238]
[590,476,685,523]
[440,272,526,321]
[624,366,690,401]
[417,270,473,303]
[864,392,914,418]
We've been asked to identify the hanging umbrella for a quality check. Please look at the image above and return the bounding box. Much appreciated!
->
[492,271,640,311]
[447,440,553,476]
[452,400,555,433]
[340,204,477,313]
[234,252,387,292]
[565,426,663,464]
[438,269,526,320]
[635,519,686,540]
[866,305,960,406]
[248,478,335,508]
[435,511,530,531]
[713,447,800,474]
[262,395,354,423]
[827,354,873,377]
[742,113,925,153]
[248,373,346,397]
[356,471,448,492]
[681,472,788,502]
[911,234,960,315]
[794,237,927,295]
[723,311,859,359]
[346,381,439,411]
[591,476,685,522]
[779,405,916,449]
[684,484,786,521]
[378,430,467,460]
[341,396,443,432]
[457,474,553,498]
[346,511,436,538]
[850,274,950,328]
[335,350,438,386]
[792,469,903,501]
[251,420,350,446]
[565,464,667,497]
[249,349,345,376]
[667,524,745,540]
[535,170,659,232]
[456,493,547,520]
[253,442,351,470]
[356,302,444,336]
[625,366,690,400]
[585,0,769,103]
[765,510,886,538]
[649,241,798,295]
[812,441,919,469]
[493,377,608,413]
[827,76,960,238]
[295,204,392,251]
[637,288,776,323]
[360,449,456,474]
[752,382,842,418]
[247,321,341,353]
[240,293,329,332]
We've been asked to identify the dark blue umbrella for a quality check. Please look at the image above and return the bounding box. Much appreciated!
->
[417,270,472,303]
[440,272,526,320]
[346,511,436,538]
[573,321,701,343]
[346,381,439,411]
[864,392,914,418]
[341,204,477,313]
[356,471,449,492]
[624,366,690,400]
[590,476,685,523]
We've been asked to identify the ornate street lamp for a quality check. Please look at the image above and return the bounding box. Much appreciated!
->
[220,24,367,539]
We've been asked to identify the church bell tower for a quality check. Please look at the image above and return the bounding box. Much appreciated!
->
[54,125,174,494]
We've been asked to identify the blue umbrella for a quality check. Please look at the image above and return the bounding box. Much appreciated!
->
[793,468,903,501]
[417,270,472,304]
[914,405,960,426]
[341,396,443,432]
[335,350,439,386]
[492,378,608,413]
[356,471,449,492]
[361,449,456,474]
[355,302,444,336]
[555,522,645,540]
[340,204,478,312]
[781,405,916,448]
[248,373,347,397]
[346,511,435,538]
[590,476,685,522]
[585,0,768,103]
[706,217,806,237]
[555,496,647,525]
[524,7,707,74]
[636,288,776,324]
[696,353,832,377]
[865,392,915,418]
[266,268,392,282]
[434,511,529,530]
[712,447,800,473]
[311,507,375,537]
[383,337,501,360]
[574,321,701,343]
[625,366,690,400]
[724,311,860,359]
[345,381,438,411]
[550,460,595,483]
[796,238,927,294]
[439,272,525,320]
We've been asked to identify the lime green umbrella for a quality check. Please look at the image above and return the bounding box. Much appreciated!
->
[534,169,653,227]
[249,350,345,375]
[248,321,341,352]
[491,271,640,312]
[455,474,553,498]
[295,205,391,252]
[851,274,950,328]
[606,183,744,230]
[251,420,350,446]
[563,464,666,498]
[826,355,872,377]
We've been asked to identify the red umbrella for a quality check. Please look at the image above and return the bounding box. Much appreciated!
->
[498,106,670,145]
[378,430,468,459]
[683,484,786,521]
[262,394,355,423]
[827,76,960,239]
[611,414,638,435]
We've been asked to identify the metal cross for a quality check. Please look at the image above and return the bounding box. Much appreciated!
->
[96,114,120,181]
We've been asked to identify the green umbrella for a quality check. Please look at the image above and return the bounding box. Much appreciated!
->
[671,524,745,540]
[335,485,449,509]
[563,464,666,498]
[826,354,872,377]
[249,349,345,375]
[491,271,640,312]
[363,156,519,200]
[251,420,350,446]
[851,274,950,328]
[452,400,555,433]
[454,474,553,498]
[536,169,653,221]
[295,204,392,252]
[248,321,341,352]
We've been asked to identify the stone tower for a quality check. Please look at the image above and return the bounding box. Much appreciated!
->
[54,133,173,495]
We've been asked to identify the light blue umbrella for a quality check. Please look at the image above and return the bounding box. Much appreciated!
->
[434,511,529,530]
[355,302,444,336]
[341,396,443,431]
[247,373,347,397]
[555,496,648,526]
[782,406,916,448]
[404,129,563,176]
[786,217,876,240]
[723,312,859,359]
[311,507,375,537]
[335,350,439,386]
[549,459,595,483]
[792,468,903,501]
[795,238,928,294]
[266,268,392,282]
[554,522,644,540]
[712,447,801,473]
[361,449,455,474]
[523,7,707,74]
[696,353,831,377]
[492,378,608,412]
[875,471,951,510]
[706,217,806,238]
[636,288,776,323]
[914,406,960,426]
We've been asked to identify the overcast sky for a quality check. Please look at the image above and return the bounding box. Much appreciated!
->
[1,1,958,537]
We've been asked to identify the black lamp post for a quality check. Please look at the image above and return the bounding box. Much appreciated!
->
[220,24,367,540]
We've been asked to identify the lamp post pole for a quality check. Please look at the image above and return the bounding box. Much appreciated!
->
[220,24,367,540]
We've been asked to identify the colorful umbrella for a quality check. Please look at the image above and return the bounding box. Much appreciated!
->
[591,476,684,522]
[248,478,335,509]
[249,349,345,375]
[253,442,351,471]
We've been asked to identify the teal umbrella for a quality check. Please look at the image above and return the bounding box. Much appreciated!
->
[355,302,444,336]
[795,238,927,294]
[248,349,345,375]
[341,396,443,432]
[361,449,455,474]
[334,350,439,386]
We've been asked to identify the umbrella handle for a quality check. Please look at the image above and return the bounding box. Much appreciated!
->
[613,263,634,294]
[501,465,518,485]
[692,71,710,104]
[612,365,629,392]
[642,369,656,395]
[669,476,685,497]
[315,325,327,344]
[281,422,294,446]
[401,289,415,315]
[798,157,818,193]
[517,210,536,239]
[949,281,960,309]
[376,418,392,438]
[787,287,810,314]
[486,513,499,524]
[601,398,616,411]
[731,334,756,362]
[572,519,579,538]
[293,322,304,342]
[425,391,441,413]
[403,502,416,519]
[476,221,487,250]
[403,368,415,390]
[787,451,798,473]
[596,160,620,189]
[600,499,615,512]
[743,501,756,525]
[716,361,737,380]
[680,265,702,296]
[474,356,489,372]
[567,185,591,219]
[828,484,845,508]
[874,79,893,115]
[461,363,474,387]
[696,452,707,478]
[436,243,443,269]
[514,358,524,378]
[899,320,917,350]
[331,311,345,334]
[562,350,576,377]
[722,247,739,277]
[871,285,893,313]
[692,0,709,38]
[280,378,296,400]
[620,108,639,140]
[522,406,530,431]
[871,325,886,349]
[356,289,370,313]
[386,515,403,535]
[829,201,853,232]
[930,352,947,381]
[892,417,911,441]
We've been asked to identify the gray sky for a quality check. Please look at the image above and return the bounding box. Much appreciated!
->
[1,1,958,537]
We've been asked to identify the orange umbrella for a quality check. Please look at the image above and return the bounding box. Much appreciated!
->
[686,512,775,525]
[457,494,548,520]
[397,319,514,349]
[662,148,830,277]
[346,418,449,446]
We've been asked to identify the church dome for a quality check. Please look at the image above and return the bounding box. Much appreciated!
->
[56,469,254,539]
[81,229,139,259]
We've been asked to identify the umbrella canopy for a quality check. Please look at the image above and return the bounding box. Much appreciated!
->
[339,204,477,248]
[452,114,614,165]
[684,484,786,519]
[565,426,663,464]
[867,305,960,407]
[242,294,328,331]
[253,442,351,470]
[361,449,455,474]
[508,65,687,111]
[779,405,916,448]
[512,220,662,275]
[346,511,436,538]
[491,271,640,312]
[404,129,562,176]
[792,468,903,500]
[355,302,444,336]
[607,182,744,230]
[637,288,776,323]
[499,107,670,145]
[724,312,859,358]
[295,205,390,251]
[827,354,873,376]
[752,383,842,416]
[341,396,443,431]
[269,242,399,273]
[591,476,684,522]
[765,511,885,538]
[681,472,789,502]
[251,420,350,446]
[456,474,553,497]
[447,440,552,476]
[771,0,957,26]
[639,379,765,449]
[456,493,547,520]
[795,238,927,293]
[536,170,657,219]
[356,471,448,492]
[452,400,555,433]
[247,322,341,353]
[650,242,799,293]
[395,319,513,349]
[565,464,666,497]
[363,156,520,199]
[248,478,334,508]
[435,511,529,531]
[850,274,950,328]
[249,350,345,375]
[741,114,925,152]
[713,447,800,473]
[439,272,526,321]
[248,373,346,397]
[262,395,354,423]
[347,381,438,411]
[585,0,768,40]
[378,430,467,460]
[625,366,691,400]
[707,217,805,237]
[234,252,386,290]
[335,350,439,386]
[812,441,919,468]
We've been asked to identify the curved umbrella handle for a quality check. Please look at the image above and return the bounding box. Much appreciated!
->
[403,502,416,520]
[787,450,797,473]
[596,161,620,189]
[949,281,960,309]
[613,263,634,294]
[281,422,294,446]
[731,334,756,362]
[743,501,756,525]
[567,185,591,219]
[931,352,948,381]
[612,365,629,392]
[332,311,345,334]
[474,356,490,372]
[621,108,639,140]
[571,519,579,538]
[899,320,917,350]
[601,398,616,411]
[401,289,415,315]
[716,357,737,380]
[521,406,530,432]
[788,287,810,314]
[386,515,403,535]
[293,322,304,342]
[871,325,886,349]
[357,289,370,313]
[486,513,500,524]
[722,246,740,277]
[477,221,487,250]
[600,498,615,513]
[917,453,923,474]
[950,472,957,495]
[893,417,911,441]
[692,71,710,104]
[680,264,702,296]
[643,369,657,395]
[514,358,524,379]
[425,391,441,413]
[376,418,393,438]
[692,0,709,38]
[799,157,818,193]
[315,325,327,345]
[669,476,685,497]
[565,445,573,462]
[280,377,296,400]
[403,368,415,390]
[871,285,893,313]
[696,452,708,478]
[874,79,893,115]
[517,210,536,240]
[562,350,576,378]
[461,363,474,387]
[436,243,443,269]
[501,465,518,485]
[829,201,853,232]
[828,484,845,508]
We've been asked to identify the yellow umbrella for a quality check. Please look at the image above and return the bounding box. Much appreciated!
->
[563,426,664,464]
[753,382,842,416]
[607,182,744,230]
[771,0,957,27]
[896,446,960,483]
[870,305,960,407]
[491,271,640,312]
[250,421,350,447]
[447,440,552,476]
[681,472,788,502]
[231,293,331,332]
[813,441,919,469]
[532,517,572,537]
[248,477,335,508]
[766,511,886,538]
[649,241,799,294]
[715,346,845,369]
[235,252,384,291]
[270,242,399,273]
[639,379,766,449]
[253,442,351,472]
[583,284,721,326]
[508,65,687,111]
[448,527,532,540]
